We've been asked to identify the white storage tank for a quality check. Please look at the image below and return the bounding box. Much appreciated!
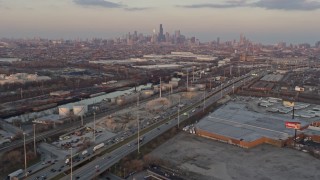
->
[171,77,181,82]
[110,98,116,104]
[73,104,88,116]
[160,85,167,91]
[195,84,206,90]
[169,81,179,88]
[59,106,71,117]
[125,93,140,103]
[153,85,160,92]
[116,96,126,105]
[141,90,154,98]
[187,86,199,92]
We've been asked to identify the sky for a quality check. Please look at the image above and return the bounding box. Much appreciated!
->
[0,0,320,44]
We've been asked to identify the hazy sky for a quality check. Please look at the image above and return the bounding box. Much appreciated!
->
[1,0,320,44]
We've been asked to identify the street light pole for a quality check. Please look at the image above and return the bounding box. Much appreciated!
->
[33,124,36,156]
[23,132,27,177]
[292,105,297,147]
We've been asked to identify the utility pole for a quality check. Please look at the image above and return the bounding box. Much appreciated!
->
[178,96,180,128]
[81,115,83,126]
[20,88,23,99]
[192,66,195,82]
[178,108,180,129]
[70,147,73,180]
[232,82,235,94]
[187,70,189,89]
[23,132,27,177]
[292,105,297,147]
[203,90,206,112]
[220,83,223,98]
[137,114,140,154]
[33,124,36,156]
[137,95,140,154]
[93,112,96,142]
[159,77,162,98]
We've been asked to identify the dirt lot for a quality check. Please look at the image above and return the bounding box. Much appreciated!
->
[150,133,320,180]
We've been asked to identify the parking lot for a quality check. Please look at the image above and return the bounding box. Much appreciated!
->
[151,132,320,180]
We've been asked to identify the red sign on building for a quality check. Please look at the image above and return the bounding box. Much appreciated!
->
[285,121,301,130]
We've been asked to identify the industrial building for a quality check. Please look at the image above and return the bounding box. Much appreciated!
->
[196,101,309,148]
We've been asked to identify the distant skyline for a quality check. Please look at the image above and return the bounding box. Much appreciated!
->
[1,0,320,44]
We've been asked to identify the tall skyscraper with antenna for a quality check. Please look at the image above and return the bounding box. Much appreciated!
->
[158,24,165,42]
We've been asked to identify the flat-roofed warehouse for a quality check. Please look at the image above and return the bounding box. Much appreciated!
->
[195,102,309,148]
[260,74,284,82]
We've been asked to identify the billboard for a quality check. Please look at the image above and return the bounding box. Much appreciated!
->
[285,121,301,130]
[283,101,295,107]
[295,86,304,92]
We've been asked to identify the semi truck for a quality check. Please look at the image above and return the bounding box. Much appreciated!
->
[7,169,23,180]
[93,143,105,152]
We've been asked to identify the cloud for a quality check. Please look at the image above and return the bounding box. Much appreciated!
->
[73,0,151,11]
[178,0,320,11]
[73,0,124,8]
[252,0,320,11]
[177,0,247,9]
[124,7,152,11]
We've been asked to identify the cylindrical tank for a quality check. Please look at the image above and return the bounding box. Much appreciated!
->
[160,85,167,91]
[73,104,88,116]
[141,90,154,98]
[163,83,172,90]
[59,106,71,117]
[116,96,126,105]
[125,93,139,104]
[171,77,180,82]
[195,84,206,90]
[169,81,179,88]
[153,85,160,93]
[110,98,116,104]
[187,86,199,92]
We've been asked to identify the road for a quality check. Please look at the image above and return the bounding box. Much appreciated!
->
[24,69,265,180]
[58,70,264,180]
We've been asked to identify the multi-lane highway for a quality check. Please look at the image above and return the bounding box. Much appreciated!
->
[57,70,264,180]
[24,69,265,180]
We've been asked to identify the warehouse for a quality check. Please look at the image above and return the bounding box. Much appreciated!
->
[196,101,309,148]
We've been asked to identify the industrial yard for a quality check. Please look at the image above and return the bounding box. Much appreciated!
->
[151,132,320,180]
[195,96,320,148]
[37,83,205,158]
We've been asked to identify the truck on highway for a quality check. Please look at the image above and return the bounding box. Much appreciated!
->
[65,153,80,164]
[135,136,145,144]
[82,150,88,156]
[93,143,105,152]
[139,136,145,143]
[7,169,23,180]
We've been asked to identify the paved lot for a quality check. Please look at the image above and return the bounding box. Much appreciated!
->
[150,132,320,180]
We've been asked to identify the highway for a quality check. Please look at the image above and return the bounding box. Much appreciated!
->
[58,70,264,180]
[24,69,265,180]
